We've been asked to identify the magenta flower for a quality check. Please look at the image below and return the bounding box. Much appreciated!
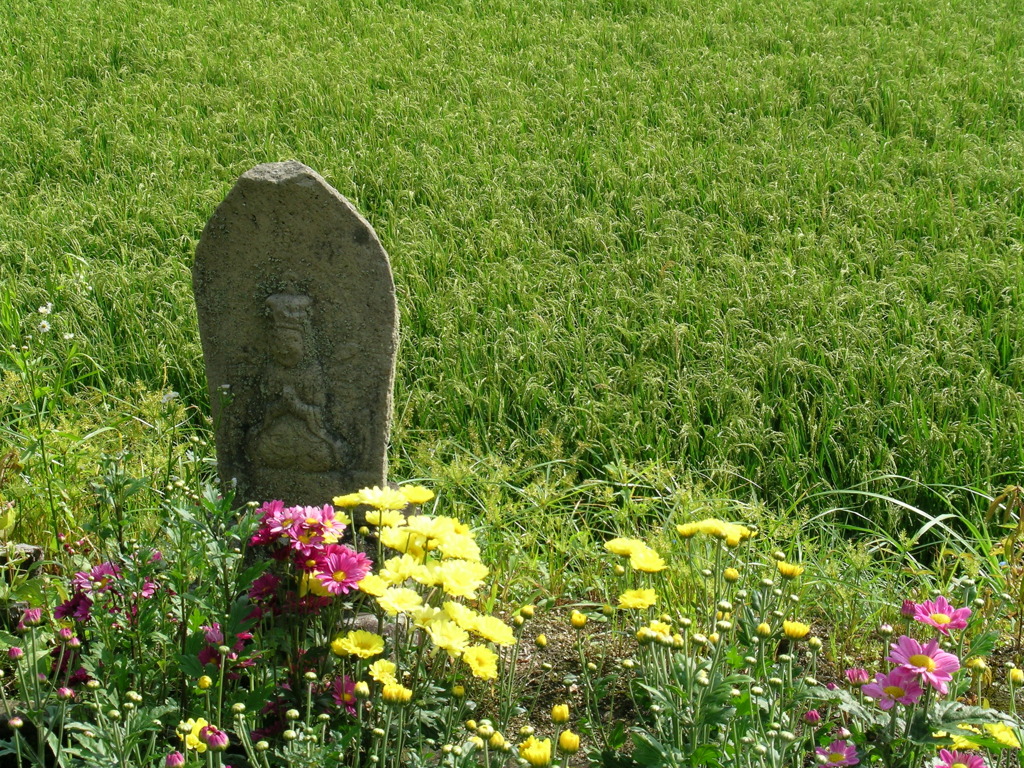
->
[333,675,357,715]
[912,596,971,636]
[815,740,858,766]
[844,667,870,685]
[202,623,224,644]
[313,546,372,595]
[803,709,821,724]
[72,562,121,594]
[21,608,43,627]
[8,647,23,661]
[164,752,185,768]
[936,750,986,768]
[888,635,960,694]
[199,725,230,751]
[861,668,923,709]
[900,599,916,617]
[56,687,75,701]
[55,592,93,622]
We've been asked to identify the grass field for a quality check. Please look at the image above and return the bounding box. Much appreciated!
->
[2,0,1024,529]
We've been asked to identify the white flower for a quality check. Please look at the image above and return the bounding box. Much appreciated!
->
[38,320,51,333]
[62,333,74,340]
[38,303,52,315]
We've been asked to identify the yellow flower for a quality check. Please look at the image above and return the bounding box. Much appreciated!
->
[381,682,413,704]
[357,573,389,596]
[629,546,668,573]
[378,526,427,556]
[489,731,506,749]
[197,675,213,690]
[376,587,423,615]
[618,589,658,610]
[518,735,552,767]
[380,554,428,585]
[551,704,569,723]
[437,559,489,599]
[462,645,499,680]
[782,620,810,640]
[360,486,410,510]
[330,630,385,659]
[535,633,548,648]
[368,659,397,685]
[756,622,772,637]
[179,717,210,752]
[444,601,481,632]
[776,561,804,579]
[570,610,588,628]
[953,722,1024,749]
[558,730,581,754]
[473,615,516,646]
[400,485,435,505]
[723,567,740,582]
[364,508,407,527]
[299,572,332,597]
[676,518,752,546]
[1011,668,1024,685]
[649,620,672,635]
[332,492,363,508]
[426,618,470,658]
[604,537,646,556]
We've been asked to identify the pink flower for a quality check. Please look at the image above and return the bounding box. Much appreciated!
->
[313,546,372,595]
[55,592,92,622]
[332,675,357,715]
[888,635,960,694]
[21,608,42,627]
[199,725,230,751]
[8,647,23,660]
[202,623,224,644]
[72,562,121,594]
[56,687,74,701]
[165,752,185,768]
[248,572,281,601]
[803,709,821,724]
[936,750,986,768]
[861,668,923,709]
[844,667,870,685]
[815,740,858,766]
[900,599,916,617]
[912,596,971,636]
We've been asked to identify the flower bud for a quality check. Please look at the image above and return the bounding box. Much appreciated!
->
[558,730,580,754]
[197,675,213,690]
[551,704,570,724]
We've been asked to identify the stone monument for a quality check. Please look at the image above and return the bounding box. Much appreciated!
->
[193,161,397,510]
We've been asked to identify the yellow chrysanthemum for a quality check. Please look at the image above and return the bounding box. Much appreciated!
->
[462,645,499,680]
[400,485,435,505]
[945,722,1024,750]
[330,630,385,659]
[782,620,810,640]
[629,546,668,573]
[357,573,389,596]
[444,601,481,632]
[378,526,428,557]
[438,559,489,599]
[380,554,428,585]
[368,659,397,685]
[179,718,210,753]
[437,532,482,562]
[332,492,363,508]
[359,486,410,511]
[676,518,752,546]
[776,561,805,579]
[365,508,407,527]
[518,735,552,767]
[618,589,658,610]
[410,604,443,629]
[604,537,646,557]
[381,682,413,704]
[426,618,470,658]
[376,587,423,615]
[299,572,332,598]
[473,615,516,646]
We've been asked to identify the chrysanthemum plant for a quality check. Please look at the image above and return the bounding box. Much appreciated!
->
[575,520,1023,768]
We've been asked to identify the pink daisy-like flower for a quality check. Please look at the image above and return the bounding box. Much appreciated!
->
[314,546,372,596]
[936,749,986,768]
[55,592,93,622]
[72,562,121,594]
[888,635,960,694]
[332,675,357,715]
[912,596,971,636]
[861,668,923,710]
[815,739,859,766]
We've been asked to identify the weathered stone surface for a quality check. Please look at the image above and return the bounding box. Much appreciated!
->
[193,161,398,508]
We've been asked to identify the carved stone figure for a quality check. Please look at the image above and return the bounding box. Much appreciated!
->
[192,161,397,509]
